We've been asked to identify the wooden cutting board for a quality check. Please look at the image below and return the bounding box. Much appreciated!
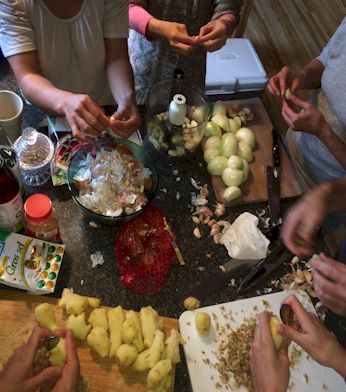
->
[206,98,302,206]
[0,290,179,392]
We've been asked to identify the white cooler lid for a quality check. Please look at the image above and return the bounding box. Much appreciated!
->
[205,38,268,94]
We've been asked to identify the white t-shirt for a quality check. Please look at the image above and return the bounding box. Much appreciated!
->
[0,0,129,105]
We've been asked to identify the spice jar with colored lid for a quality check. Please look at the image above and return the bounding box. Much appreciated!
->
[24,194,61,243]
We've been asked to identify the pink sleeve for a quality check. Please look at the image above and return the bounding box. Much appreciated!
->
[129,4,153,37]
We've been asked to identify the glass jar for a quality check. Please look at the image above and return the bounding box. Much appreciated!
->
[24,194,61,242]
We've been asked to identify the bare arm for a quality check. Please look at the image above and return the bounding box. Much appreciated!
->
[104,38,140,137]
[299,58,325,90]
[7,52,110,141]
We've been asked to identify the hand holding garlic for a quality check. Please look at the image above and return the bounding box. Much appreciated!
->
[267,65,306,97]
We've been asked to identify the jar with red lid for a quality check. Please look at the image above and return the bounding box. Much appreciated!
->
[24,194,61,243]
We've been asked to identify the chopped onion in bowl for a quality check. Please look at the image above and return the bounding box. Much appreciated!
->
[73,147,151,217]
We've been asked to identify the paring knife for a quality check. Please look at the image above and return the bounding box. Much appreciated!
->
[267,128,281,226]
[186,225,281,301]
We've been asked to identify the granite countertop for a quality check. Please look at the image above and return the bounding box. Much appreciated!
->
[1,59,345,392]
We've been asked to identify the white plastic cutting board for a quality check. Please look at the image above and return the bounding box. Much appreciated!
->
[206,38,268,94]
[179,290,346,392]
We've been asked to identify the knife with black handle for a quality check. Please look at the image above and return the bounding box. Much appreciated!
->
[267,128,281,226]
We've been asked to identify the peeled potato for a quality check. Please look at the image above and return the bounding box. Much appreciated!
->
[195,312,211,337]
[87,326,110,358]
[58,288,88,316]
[66,313,91,340]
[116,344,138,366]
[34,303,59,332]
[49,338,66,368]
[147,358,172,390]
[270,316,283,350]
[89,308,108,330]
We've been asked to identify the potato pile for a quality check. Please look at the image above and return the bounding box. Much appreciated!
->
[34,288,184,392]
[204,101,256,203]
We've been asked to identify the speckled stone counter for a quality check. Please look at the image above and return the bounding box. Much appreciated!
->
[1,59,345,392]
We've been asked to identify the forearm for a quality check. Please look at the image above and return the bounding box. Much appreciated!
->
[19,74,70,115]
[329,345,346,378]
[318,123,346,170]
[299,59,325,90]
[317,176,346,215]
[106,53,136,105]
[217,13,238,37]
[146,18,169,40]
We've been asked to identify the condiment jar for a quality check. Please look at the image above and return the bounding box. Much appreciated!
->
[24,194,61,242]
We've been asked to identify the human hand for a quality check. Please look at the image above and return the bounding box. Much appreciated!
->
[60,92,111,142]
[0,327,62,392]
[148,20,197,56]
[277,295,346,369]
[281,186,329,256]
[250,312,290,392]
[281,94,330,138]
[267,66,306,97]
[198,18,232,52]
[110,98,140,138]
[309,253,346,316]
[48,330,80,392]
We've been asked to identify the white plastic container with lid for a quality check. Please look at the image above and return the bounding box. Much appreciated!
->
[205,38,268,97]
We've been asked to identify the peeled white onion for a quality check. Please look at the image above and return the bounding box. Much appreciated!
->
[235,127,256,149]
[211,100,227,117]
[228,155,243,170]
[238,141,253,162]
[204,148,220,163]
[222,167,244,187]
[207,156,229,176]
[223,186,242,202]
[211,114,231,133]
[229,118,241,133]
[241,158,249,181]
[205,135,221,150]
[204,121,222,138]
[233,116,242,128]
[191,106,206,125]
[220,133,238,158]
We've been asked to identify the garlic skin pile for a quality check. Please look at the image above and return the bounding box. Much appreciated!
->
[74,148,151,217]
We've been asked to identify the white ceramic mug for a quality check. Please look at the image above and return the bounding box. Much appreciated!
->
[0,90,24,142]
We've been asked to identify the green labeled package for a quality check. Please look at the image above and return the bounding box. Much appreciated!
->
[0,230,64,294]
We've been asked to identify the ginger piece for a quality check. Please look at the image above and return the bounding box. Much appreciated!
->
[87,327,110,358]
[58,288,88,316]
[89,308,108,330]
[66,313,91,340]
[108,306,125,357]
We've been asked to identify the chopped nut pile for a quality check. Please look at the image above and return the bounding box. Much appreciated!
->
[211,316,257,391]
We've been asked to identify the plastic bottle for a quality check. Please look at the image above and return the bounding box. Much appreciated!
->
[24,194,61,242]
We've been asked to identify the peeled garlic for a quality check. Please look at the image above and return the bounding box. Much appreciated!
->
[223,186,242,202]
[193,227,202,239]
